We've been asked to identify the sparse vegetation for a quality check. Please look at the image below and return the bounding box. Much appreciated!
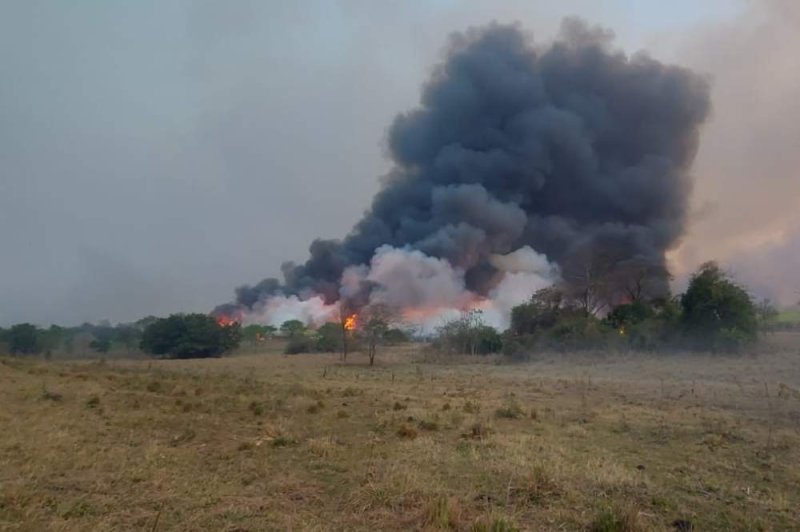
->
[1,334,800,529]
[433,310,503,355]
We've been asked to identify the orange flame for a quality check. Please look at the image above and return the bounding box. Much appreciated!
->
[216,315,238,327]
[343,314,357,331]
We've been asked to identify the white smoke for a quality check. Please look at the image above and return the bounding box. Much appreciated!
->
[483,246,561,328]
[244,245,560,332]
[489,245,549,272]
[246,294,338,327]
[363,245,470,309]
[346,244,559,333]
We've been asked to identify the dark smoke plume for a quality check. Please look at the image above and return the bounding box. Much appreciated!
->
[216,18,710,316]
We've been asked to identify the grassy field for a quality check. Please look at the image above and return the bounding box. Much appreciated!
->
[2,335,800,531]
[777,310,800,326]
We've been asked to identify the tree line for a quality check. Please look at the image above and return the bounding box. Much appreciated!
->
[435,261,778,357]
[0,261,787,361]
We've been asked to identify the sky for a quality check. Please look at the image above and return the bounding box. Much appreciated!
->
[1,0,797,326]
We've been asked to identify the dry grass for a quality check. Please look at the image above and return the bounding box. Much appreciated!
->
[1,334,800,530]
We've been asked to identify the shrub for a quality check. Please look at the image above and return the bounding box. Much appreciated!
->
[589,507,640,532]
[475,325,503,354]
[471,517,519,532]
[433,310,502,355]
[89,338,111,353]
[6,323,42,355]
[680,262,758,350]
[314,322,342,353]
[546,314,612,351]
[506,291,617,354]
[418,419,440,431]
[271,436,298,447]
[495,403,524,419]
[605,301,655,330]
[383,328,410,344]
[285,334,315,354]
[140,314,241,358]
[509,286,564,335]
[397,425,418,440]
[280,319,306,337]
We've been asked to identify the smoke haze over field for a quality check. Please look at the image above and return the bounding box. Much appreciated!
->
[667,0,800,305]
[1,1,796,327]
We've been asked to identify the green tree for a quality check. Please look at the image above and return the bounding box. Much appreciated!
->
[314,322,342,352]
[435,310,501,355]
[7,323,42,355]
[509,286,564,336]
[474,325,502,354]
[112,325,142,352]
[139,314,241,358]
[39,325,67,354]
[89,338,111,353]
[280,320,306,337]
[363,305,392,366]
[680,262,758,350]
[605,300,655,331]
[242,324,277,344]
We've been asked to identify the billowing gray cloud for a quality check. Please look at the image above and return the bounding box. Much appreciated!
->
[221,20,710,314]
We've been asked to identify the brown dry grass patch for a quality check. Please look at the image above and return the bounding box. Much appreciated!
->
[1,336,800,530]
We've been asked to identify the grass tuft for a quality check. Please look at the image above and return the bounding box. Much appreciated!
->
[271,435,298,447]
[589,507,640,532]
[85,395,101,408]
[463,422,492,440]
[418,419,440,431]
[397,425,418,440]
[471,517,519,532]
[495,403,524,419]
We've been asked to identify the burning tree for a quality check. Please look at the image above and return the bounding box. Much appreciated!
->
[339,311,358,361]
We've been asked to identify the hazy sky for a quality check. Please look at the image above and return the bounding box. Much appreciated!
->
[2,0,796,326]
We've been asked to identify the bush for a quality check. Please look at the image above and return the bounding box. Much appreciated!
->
[314,322,342,352]
[547,314,613,351]
[6,323,42,355]
[433,310,502,355]
[285,334,315,354]
[605,301,655,330]
[383,328,410,344]
[506,287,620,354]
[280,319,306,337]
[139,314,241,358]
[680,262,758,350]
[605,299,682,351]
[475,325,503,354]
[509,287,563,336]
[89,338,111,353]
